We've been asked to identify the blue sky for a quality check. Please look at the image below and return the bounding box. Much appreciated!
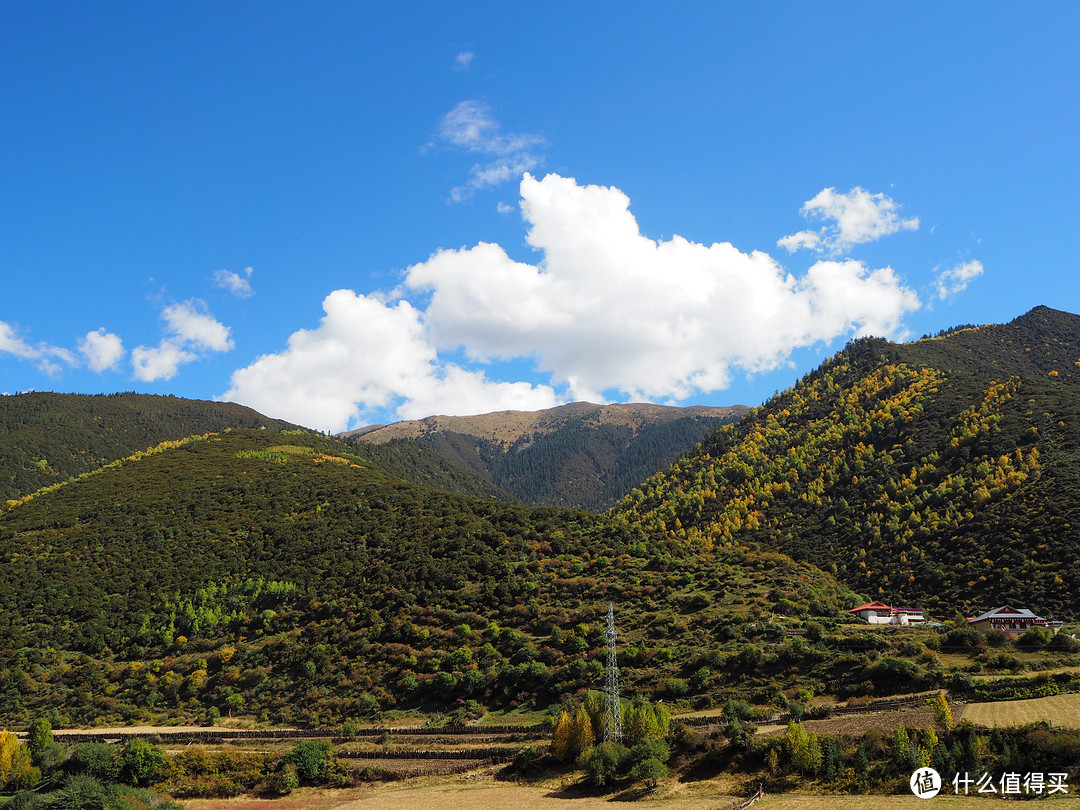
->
[2,3,1078,432]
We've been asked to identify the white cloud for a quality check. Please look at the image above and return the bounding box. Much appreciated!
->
[79,328,125,372]
[224,174,925,429]
[779,186,919,255]
[0,320,75,375]
[215,266,254,298]
[222,290,558,431]
[453,51,475,71]
[435,100,546,202]
[132,299,233,382]
[224,174,924,431]
[406,173,921,403]
[131,341,197,382]
[162,300,234,352]
[934,259,984,300]
[0,321,39,360]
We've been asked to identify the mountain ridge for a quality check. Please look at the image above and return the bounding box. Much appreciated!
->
[346,401,748,511]
[0,392,299,503]
[345,401,746,447]
[616,305,1080,619]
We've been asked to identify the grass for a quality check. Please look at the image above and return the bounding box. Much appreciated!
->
[963,693,1080,728]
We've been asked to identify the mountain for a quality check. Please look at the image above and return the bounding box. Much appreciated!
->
[617,306,1080,619]
[0,392,298,504]
[346,401,748,511]
[0,426,855,727]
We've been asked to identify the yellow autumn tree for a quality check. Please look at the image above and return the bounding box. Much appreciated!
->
[930,692,954,731]
[0,729,35,792]
[551,711,573,762]
[568,706,596,761]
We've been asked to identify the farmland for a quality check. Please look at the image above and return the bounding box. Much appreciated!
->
[962,693,1080,729]
[181,775,1080,810]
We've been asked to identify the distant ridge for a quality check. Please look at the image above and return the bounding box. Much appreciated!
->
[346,401,748,511]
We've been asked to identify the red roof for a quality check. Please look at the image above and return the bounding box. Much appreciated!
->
[848,601,892,613]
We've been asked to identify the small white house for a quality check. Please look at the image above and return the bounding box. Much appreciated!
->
[849,601,926,625]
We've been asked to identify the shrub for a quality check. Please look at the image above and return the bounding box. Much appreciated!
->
[67,743,120,783]
[285,740,333,783]
[120,739,165,787]
[272,763,300,795]
[579,742,628,787]
[629,756,667,789]
[1049,632,1079,653]
[867,656,924,693]
[53,774,108,809]
[5,791,49,810]
[721,699,755,722]
[1017,627,1051,648]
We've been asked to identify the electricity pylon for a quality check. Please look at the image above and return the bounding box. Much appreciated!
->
[604,602,623,743]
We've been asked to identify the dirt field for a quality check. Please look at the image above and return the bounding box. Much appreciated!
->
[182,772,1080,810]
[756,704,964,738]
[962,693,1080,728]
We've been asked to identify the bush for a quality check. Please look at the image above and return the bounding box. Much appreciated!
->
[273,763,300,795]
[1049,632,1079,653]
[579,742,628,787]
[663,678,689,697]
[629,756,667,789]
[286,740,333,783]
[1017,627,1051,648]
[53,774,108,810]
[628,738,670,766]
[5,791,50,810]
[721,699,755,722]
[67,743,120,783]
[867,656,925,692]
[119,739,165,787]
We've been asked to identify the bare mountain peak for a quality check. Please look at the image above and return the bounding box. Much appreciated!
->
[352,401,747,448]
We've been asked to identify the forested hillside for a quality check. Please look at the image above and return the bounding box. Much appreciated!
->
[0,427,853,727]
[350,402,747,511]
[0,392,297,503]
[617,306,1080,619]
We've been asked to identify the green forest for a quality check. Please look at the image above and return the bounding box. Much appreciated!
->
[617,306,1080,618]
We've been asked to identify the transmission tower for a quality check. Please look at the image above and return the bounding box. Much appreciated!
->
[604,602,623,743]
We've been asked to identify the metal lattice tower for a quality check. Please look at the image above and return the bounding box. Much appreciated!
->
[604,602,623,743]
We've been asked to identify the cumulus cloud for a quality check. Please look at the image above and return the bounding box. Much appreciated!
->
[435,100,546,202]
[215,266,254,298]
[407,173,920,402]
[453,51,475,71]
[222,290,558,431]
[131,342,197,382]
[79,328,125,372]
[779,186,919,255]
[132,299,233,382]
[224,173,922,431]
[934,259,984,300]
[162,300,234,352]
[0,320,75,375]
